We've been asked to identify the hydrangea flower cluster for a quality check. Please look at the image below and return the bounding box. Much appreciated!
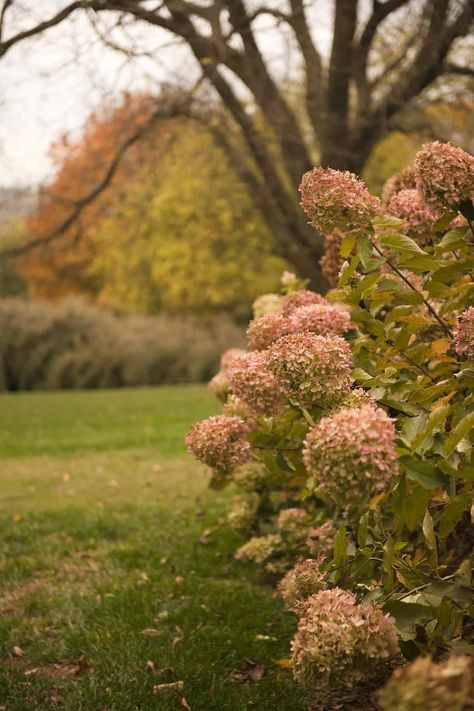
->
[207,370,229,402]
[185,415,251,472]
[278,558,327,611]
[280,289,327,315]
[303,405,398,507]
[277,508,309,539]
[300,167,381,234]
[379,655,473,711]
[387,189,435,246]
[227,494,259,534]
[289,303,351,337]
[220,348,247,372]
[246,312,291,351]
[252,293,283,318]
[381,165,417,206]
[227,351,285,415]
[305,520,336,557]
[232,461,268,492]
[267,332,352,408]
[453,307,474,362]
[291,588,399,689]
[222,394,255,420]
[235,533,285,573]
[320,230,345,286]
[414,141,474,215]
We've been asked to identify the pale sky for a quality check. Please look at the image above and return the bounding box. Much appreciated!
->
[0,1,335,188]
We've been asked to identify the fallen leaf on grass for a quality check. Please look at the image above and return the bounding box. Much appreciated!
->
[146,660,156,673]
[141,628,162,637]
[178,693,192,710]
[153,681,184,694]
[172,636,183,649]
[24,658,93,678]
[274,658,292,669]
[231,659,265,683]
[198,528,214,545]
[13,645,24,658]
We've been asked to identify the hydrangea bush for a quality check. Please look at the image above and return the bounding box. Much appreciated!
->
[187,141,474,702]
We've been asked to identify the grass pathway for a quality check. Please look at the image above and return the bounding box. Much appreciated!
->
[0,386,308,710]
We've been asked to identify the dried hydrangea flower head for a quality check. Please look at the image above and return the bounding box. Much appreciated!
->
[381,165,417,206]
[379,655,473,711]
[414,141,474,215]
[186,415,251,472]
[235,534,284,573]
[207,370,230,402]
[227,494,259,534]
[267,332,352,408]
[300,167,381,234]
[305,520,336,557]
[246,312,292,351]
[340,387,377,410]
[227,350,286,415]
[320,229,345,286]
[252,293,283,318]
[277,508,309,539]
[222,394,255,420]
[289,303,351,337]
[387,189,436,246]
[291,588,398,689]
[453,307,474,362]
[278,557,327,611]
[280,289,327,315]
[303,405,398,507]
[232,461,268,492]
[220,348,247,373]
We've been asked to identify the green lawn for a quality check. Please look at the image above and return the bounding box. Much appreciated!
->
[0,386,307,710]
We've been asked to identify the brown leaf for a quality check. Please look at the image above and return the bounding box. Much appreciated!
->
[172,636,183,649]
[178,693,192,710]
[231,659,265,683]
[153,681,184,694]
[13,645,24,658]
[141,628,162,637]
[146,660,156,673]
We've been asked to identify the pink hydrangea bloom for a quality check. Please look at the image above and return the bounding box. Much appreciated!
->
[414,141,474,215]
[278,557,327,611]
[291,588,399,689]
[227,351,285,415]
[303,405,398,507]
[252,293,283,318]
[289,303,351,337]
[281,289,327,315]
[453,306,474,362]
[186,415,251,472]
[300,167,381,234]
[246,312,292,351]
[220,348,247,373]
[381,165,417,206]
[266,332,352,408]
[387,189,436,246]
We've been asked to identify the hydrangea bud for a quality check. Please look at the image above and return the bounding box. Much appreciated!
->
[207,370,229,402]
[303,405,398,507]
[305,520,336,557]
[278,558,327,611]
[414,141,474,215]
[291,588,398,689]
[300,167,381,234]
[453,307,474,362]
[227,350,286,415]
[379,655,473,711]
[266,332,352,408]
[186,415,251,472]
[387,189,435,246]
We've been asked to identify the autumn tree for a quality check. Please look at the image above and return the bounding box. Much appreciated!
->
[1,0,473,284]
[22,93,286,316]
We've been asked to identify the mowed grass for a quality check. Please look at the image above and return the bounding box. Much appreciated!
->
[0,386,308,710]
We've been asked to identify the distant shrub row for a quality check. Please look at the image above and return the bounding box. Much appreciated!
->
[0,298,244,391]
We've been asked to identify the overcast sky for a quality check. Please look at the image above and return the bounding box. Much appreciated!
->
[0,1,335,189]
